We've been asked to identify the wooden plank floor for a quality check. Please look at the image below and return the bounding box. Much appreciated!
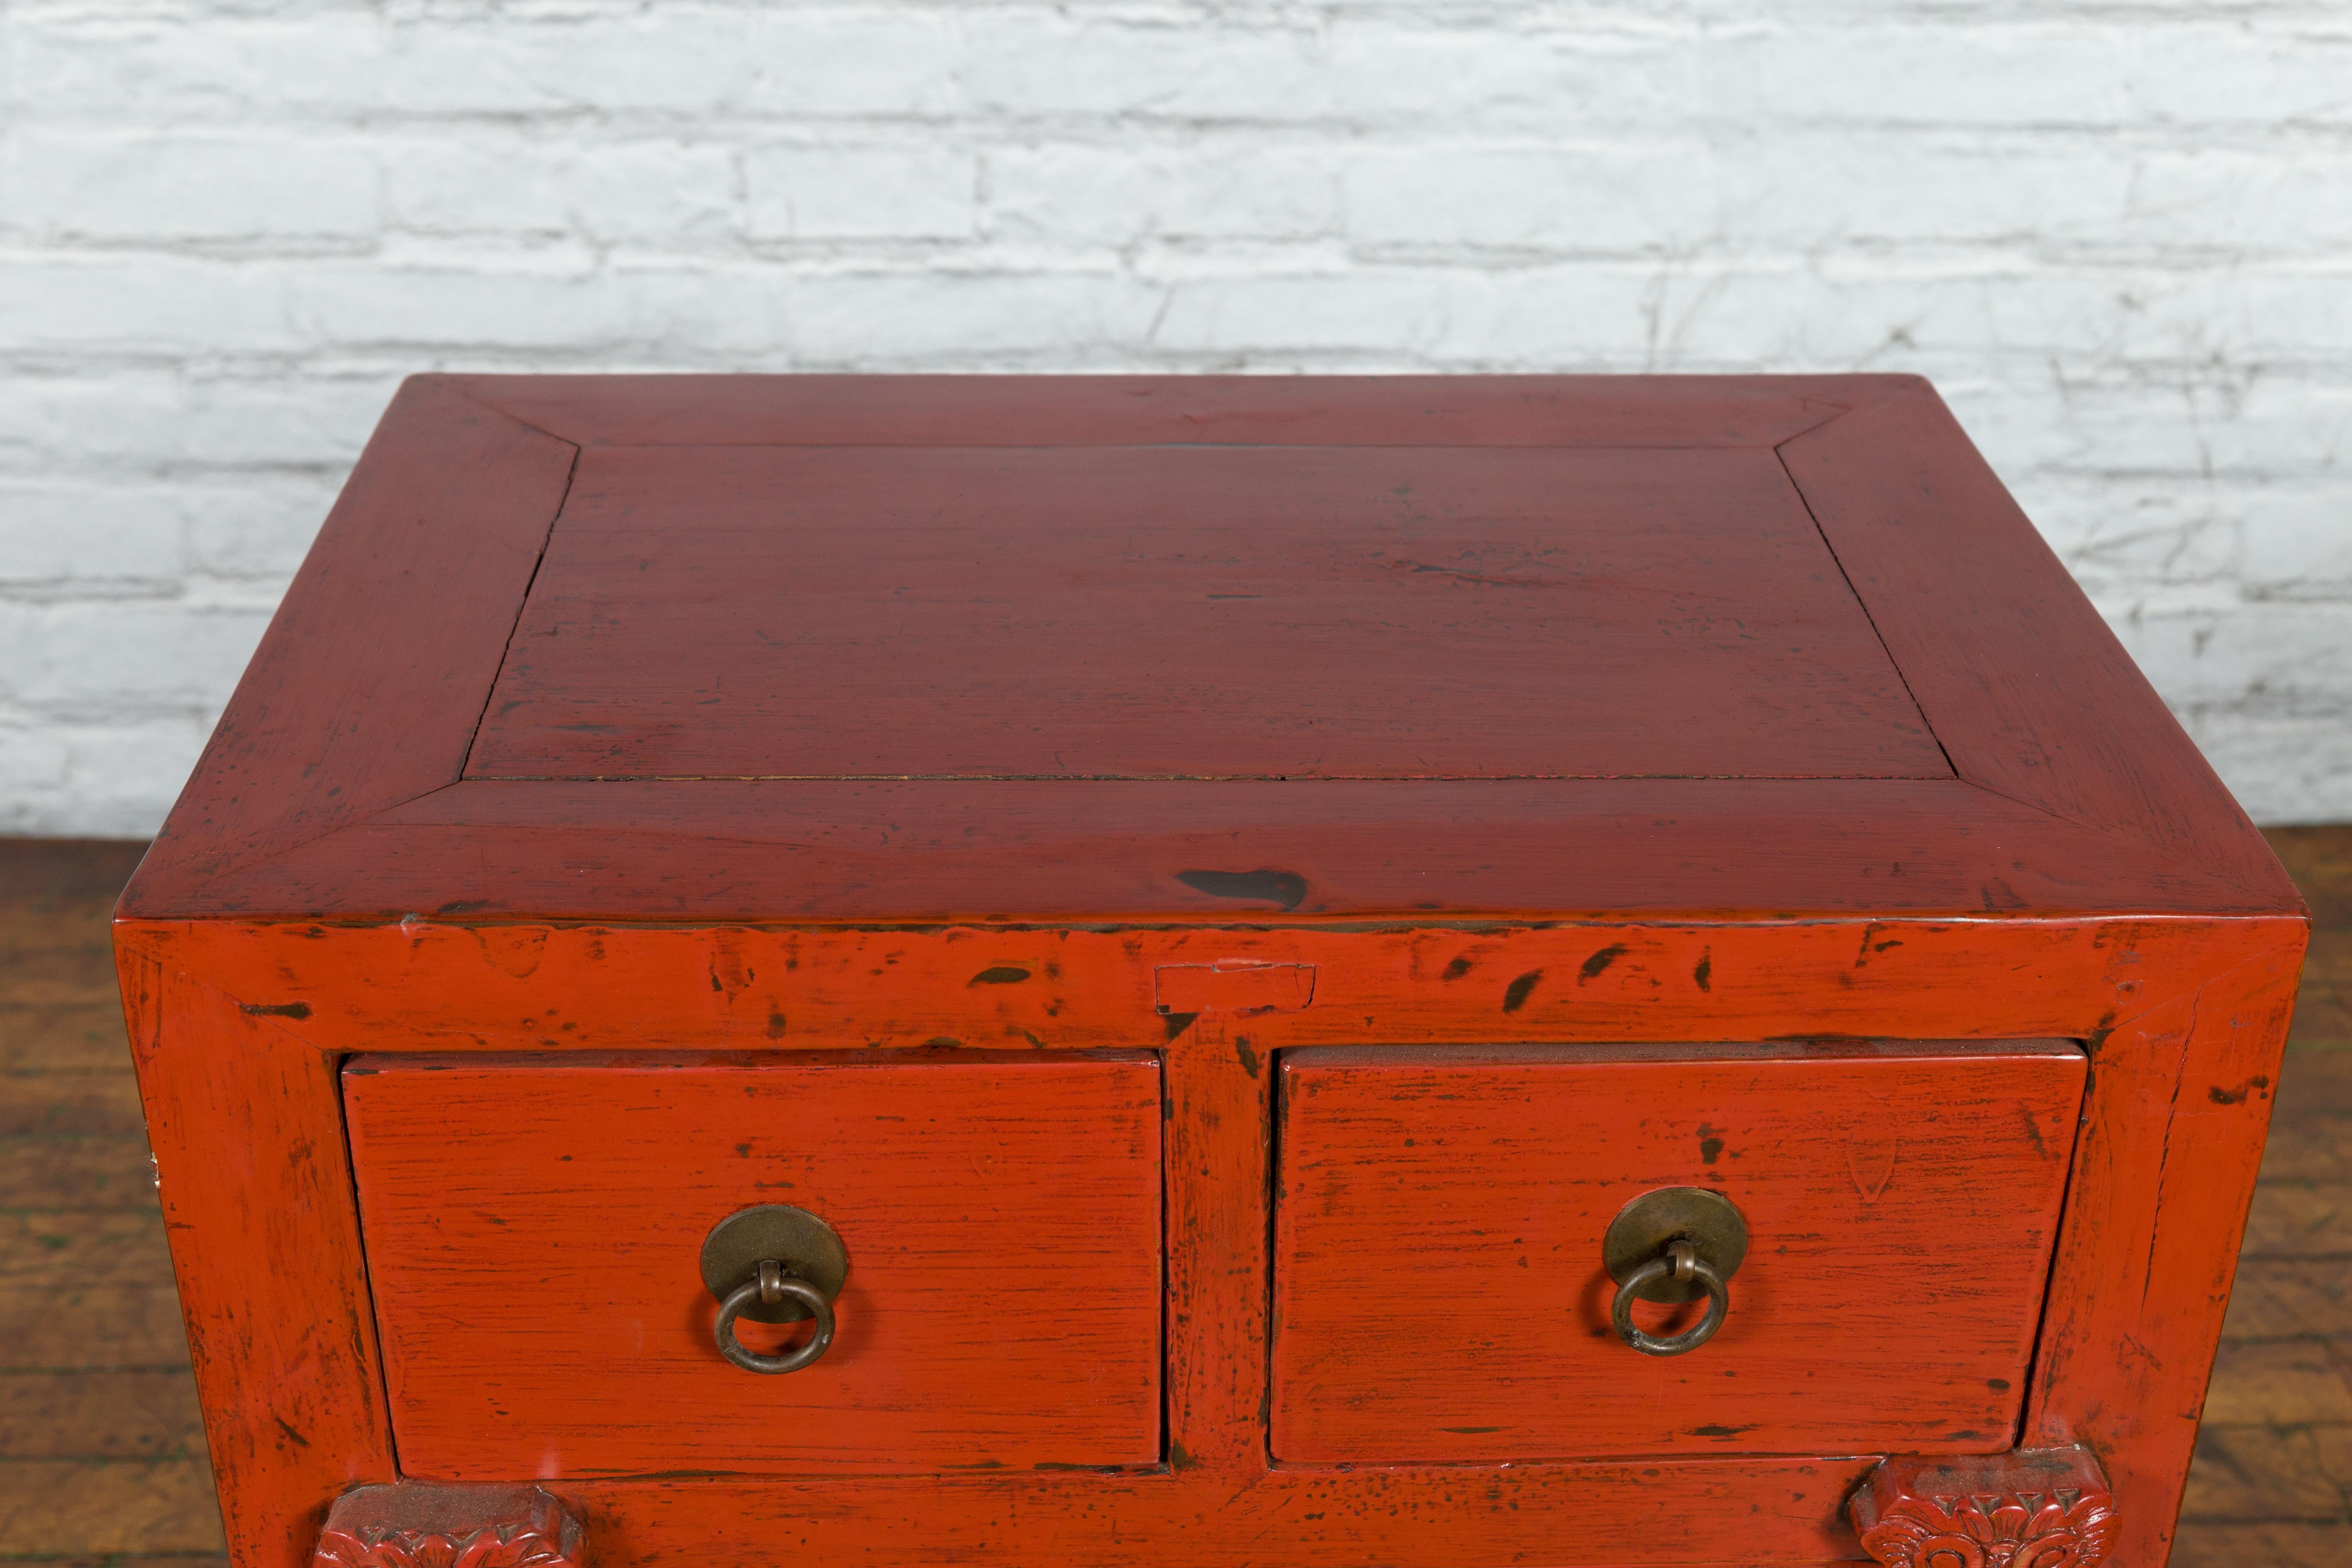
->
[0,839,220,1568]
[1,832,2347,1566]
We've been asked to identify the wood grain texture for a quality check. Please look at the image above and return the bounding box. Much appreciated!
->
[121,377,576,918]
[0,1210,193,1366]
[117,955,394,1568]
[2025,936,2306,1565]
[2199,1340,2352,1426]
[113,914,2289,1064]
[518,1457,1884,1566]
[8,835,2323,1565]
[1272,1041,2084,1462]
[0,1458,230,1553]
[1779,378,2294,912]
[2173,1520,2352,1568]
[2220,1258,2352,1338]
[2,1000,146,1075]
[2265,829,2352,928]
[136,776,2281,922]
[116,373,2300,925]
[0,1370,208,1459]
[0,1133,153,1208]
[2184,1421,2352,1520]
[443,372,1896,449]
[110,908,2303,1567]
[96,374,2316,1568]
[342,1050,1163,1476]
[2179,898,2352,1551]
[99,906,2309,1567]
[0,1068,144,1136]
[468,444,1945,783]
[1160,1013,1269,1475]
[2236,1180,2352,1256]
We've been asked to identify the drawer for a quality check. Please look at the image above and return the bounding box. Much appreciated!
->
[343,1049,1162,1476]
[1271,1040,2085,1463]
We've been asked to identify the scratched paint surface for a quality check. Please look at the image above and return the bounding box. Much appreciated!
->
[343,1050,1164,1475]
[1271,1040,2085,1462]
[467,444,1945,783]
[110,376,2309,1568]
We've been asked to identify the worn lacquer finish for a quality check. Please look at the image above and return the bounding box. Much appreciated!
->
[128,775,2281,924]
[1271,1040,2086,1462]
[137,379,575,901]
[116,949,395,1568]
[116,375,2307,1568]
[312,1483,584,1568]
[114,912,2302,1566]
[1850,1446,2119,1568]
[343,1050,1163,1476]
[440,372,1893,450]
[469,443,1945,782]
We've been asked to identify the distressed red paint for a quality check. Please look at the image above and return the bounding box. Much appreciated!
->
[117,375,2304,1568]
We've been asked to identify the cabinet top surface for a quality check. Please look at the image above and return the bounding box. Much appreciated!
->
[122,374,2298,925]
[470,442,1945,785]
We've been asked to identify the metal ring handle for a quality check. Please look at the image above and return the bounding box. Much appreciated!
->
[1609,1240,1731,1357]
[714,1264,834,1374]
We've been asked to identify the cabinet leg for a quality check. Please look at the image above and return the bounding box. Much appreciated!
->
[1849,1446,2117,1568]
[312,1482,585,1568]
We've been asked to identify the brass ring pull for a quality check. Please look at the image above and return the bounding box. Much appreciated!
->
[714,1259,835,1374]
[700,1206,849,1375]
[1601,1187,1748,1358]
[1609,1238,1731,1357]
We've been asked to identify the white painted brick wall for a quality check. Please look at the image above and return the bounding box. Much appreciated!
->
[3,1,2347,836]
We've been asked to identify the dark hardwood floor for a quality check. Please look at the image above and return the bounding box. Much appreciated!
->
[1,839,217,1566]
[2,832,2346,1565]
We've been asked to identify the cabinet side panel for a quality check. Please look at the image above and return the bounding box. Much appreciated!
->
[2026,931,2306,1566]
[119,934,395,1568]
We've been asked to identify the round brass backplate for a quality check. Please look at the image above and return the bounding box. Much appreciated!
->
[698,1205,849,1324]
[1602,1187,1749,1306]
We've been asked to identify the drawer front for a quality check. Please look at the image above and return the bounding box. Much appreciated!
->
[1271,1040,2085,1463]
[344,1050,1162,1476]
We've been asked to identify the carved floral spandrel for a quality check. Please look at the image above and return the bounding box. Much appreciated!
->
[1850,1446,2118,1568]
[312,1483,584,1568]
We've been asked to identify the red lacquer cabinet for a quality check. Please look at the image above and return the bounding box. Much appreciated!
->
[116,375,2306,1568]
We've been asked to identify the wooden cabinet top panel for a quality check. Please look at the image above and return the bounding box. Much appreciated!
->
[122,374,2299,924]
[470,444,1944,784]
